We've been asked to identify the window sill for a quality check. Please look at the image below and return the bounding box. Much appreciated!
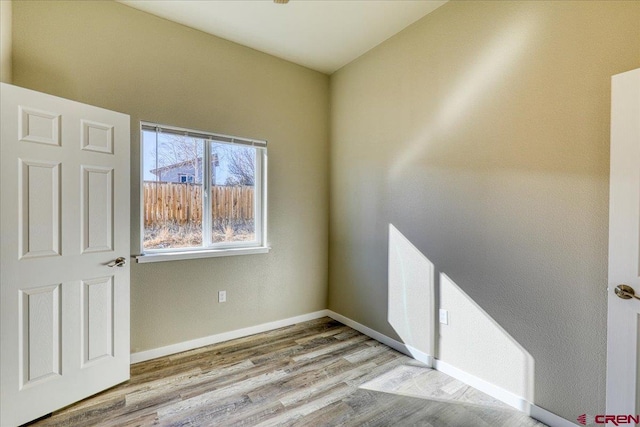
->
[136,246,270,264]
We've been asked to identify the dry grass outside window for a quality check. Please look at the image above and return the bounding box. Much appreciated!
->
[144,220,255,249]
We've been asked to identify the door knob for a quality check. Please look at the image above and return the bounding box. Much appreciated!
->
[107,257,127,268]
[615,284,640,300]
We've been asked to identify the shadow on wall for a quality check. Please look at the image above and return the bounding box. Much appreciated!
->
[387,224,535,404]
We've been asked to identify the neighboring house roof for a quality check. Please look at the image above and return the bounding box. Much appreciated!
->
[149,155,218,176]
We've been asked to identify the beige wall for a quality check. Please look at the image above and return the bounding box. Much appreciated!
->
[12,0,329,353]
[10,0,640,423]
[329,0,639,421]
[0,0,11,83]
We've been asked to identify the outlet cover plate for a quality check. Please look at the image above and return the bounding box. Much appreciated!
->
[439,309,449,325]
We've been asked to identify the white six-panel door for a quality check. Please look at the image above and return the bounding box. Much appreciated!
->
[0,83,130,426]
[607,68,640,416]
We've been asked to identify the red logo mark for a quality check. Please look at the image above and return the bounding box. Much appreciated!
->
[579,413,640,425]
[595,415,640,425]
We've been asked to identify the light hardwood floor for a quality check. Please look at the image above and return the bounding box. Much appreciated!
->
[26,317,546,426]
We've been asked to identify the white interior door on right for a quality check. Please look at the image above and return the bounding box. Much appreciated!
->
[607,68,640,416]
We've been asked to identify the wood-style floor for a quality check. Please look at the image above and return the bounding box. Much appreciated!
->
[27,317,546,427]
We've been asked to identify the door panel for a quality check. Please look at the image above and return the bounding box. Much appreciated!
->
[1,83,130,427]
[81,120,114,154]
[607,68,640,414]
[18,159,62,258]
[20,284,62,387]
[82,276,115,365]
[82,165,114,253]
[19,106,61,146]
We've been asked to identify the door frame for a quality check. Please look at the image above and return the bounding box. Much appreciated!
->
[606,68,640,416]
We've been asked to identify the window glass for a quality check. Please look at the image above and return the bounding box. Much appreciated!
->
[143,131,204,250]
[141,124,266,254]
[210,143,256,244]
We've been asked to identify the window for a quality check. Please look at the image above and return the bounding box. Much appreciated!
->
[139,122,267,262]
[178,173,195,183]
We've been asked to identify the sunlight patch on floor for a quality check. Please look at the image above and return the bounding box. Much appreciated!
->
[359,364,509,410]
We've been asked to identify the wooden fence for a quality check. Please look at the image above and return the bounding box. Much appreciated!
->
[143,182,254,226]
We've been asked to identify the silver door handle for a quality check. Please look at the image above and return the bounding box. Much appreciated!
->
[615,284,640,300]
[107,257,127,268]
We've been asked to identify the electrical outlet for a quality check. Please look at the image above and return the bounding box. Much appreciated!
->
[439,309,449,325]
[218,290,227,303]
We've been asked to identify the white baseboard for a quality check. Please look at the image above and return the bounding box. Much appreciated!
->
[325,310,576,427]
[432,359,527,412]
[130,310,330,364]
[432,359,576,426]
[129,308,575,427]
[529,405,579,427]
[325,310,433,367]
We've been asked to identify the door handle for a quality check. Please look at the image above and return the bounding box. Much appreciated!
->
[615,284,640,300]
[107,257,127,268]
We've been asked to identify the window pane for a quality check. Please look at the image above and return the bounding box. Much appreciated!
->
[211,142,256,243]
[143,131,204,250]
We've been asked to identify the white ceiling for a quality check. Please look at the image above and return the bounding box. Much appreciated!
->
[118,0,447,74]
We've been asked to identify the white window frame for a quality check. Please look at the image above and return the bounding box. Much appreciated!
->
[136,122,269,263]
